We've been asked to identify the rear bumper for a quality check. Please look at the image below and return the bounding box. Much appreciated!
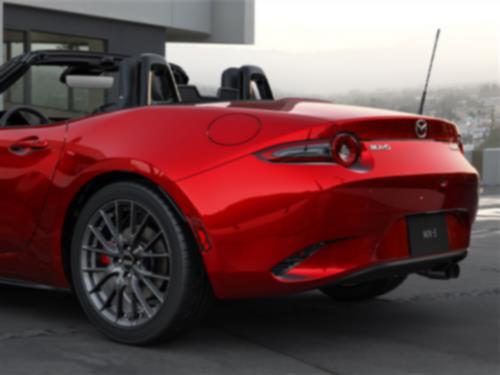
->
[178,153,479,299]
[271,208,471,282]
[325,250,467,286]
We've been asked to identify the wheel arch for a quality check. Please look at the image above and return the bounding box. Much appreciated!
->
[60,171,202,286]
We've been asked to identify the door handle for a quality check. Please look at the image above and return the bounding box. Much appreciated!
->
[9,136,49,155]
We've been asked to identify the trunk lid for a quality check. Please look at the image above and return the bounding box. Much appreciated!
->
[221,98,459,142]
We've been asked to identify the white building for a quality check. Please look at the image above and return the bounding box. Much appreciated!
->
[1,0,254,113]
[1,0,254,56]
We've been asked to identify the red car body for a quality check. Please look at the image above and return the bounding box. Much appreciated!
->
[0,97,478,299]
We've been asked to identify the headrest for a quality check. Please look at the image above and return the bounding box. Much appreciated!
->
[221,67,241,90]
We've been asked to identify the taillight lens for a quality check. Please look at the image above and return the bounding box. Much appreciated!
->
[258,133,361,167]
[258,141,331,163]
[331,133,361,167]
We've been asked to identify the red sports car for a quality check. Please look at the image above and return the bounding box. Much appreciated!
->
[0,51,478,344]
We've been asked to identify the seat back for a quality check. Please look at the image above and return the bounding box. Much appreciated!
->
[178,85,203,102]
[217,87,240,100]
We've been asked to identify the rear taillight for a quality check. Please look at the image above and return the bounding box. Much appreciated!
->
[258,133,361,167]
[331,133,361,167]
[258,141,331,163]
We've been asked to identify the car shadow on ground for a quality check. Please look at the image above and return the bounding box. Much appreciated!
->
[0,282,448,345]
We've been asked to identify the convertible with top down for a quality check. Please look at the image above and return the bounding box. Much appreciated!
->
[0,50,478,344]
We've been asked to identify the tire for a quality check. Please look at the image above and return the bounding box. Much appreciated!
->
[319,275,407,302]
[70,181,212,345]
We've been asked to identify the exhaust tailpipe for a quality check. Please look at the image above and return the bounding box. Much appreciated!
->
[419,263,460,280]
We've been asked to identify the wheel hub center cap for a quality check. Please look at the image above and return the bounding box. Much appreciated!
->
[122,253,135,269]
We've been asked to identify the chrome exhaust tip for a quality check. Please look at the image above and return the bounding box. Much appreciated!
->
[419,262,460,280]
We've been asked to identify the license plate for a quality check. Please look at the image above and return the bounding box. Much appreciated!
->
[407,213,449,257]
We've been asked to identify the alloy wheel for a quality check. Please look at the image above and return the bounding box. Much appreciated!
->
[80,200,170,327]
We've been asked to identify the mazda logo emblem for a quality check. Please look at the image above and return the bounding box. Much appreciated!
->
[415,119,428,139]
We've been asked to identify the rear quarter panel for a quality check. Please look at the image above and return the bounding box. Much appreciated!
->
[25,105,327,287]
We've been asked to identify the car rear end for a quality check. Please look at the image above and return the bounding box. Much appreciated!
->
[268,116,477,280]
[176,104,479,299]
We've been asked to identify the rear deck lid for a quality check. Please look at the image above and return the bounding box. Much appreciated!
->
[219,98,458,142]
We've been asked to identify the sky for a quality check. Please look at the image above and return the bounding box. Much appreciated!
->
[168,0,499,96]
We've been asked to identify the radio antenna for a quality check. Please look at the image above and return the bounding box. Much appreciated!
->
[418,28,441,115]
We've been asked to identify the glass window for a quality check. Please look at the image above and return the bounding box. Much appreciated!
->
[30,32,107,118]
[2,30,107,119]
[30,31,105,53]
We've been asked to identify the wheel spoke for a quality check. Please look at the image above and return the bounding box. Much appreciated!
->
[139,252,169,259]
[99,209,119,245]
[100,288,117,311]
[135,268,170,282]
[136,272,164,303]
[89,270,118,294]
[142,231,163,252]
[88,225,115,253]
[131,213,150,247]
[115,284,127,321]
[129,290,138,321]
[131,277,153,318]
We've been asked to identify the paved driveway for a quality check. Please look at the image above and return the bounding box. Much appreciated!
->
[0,189,499,375]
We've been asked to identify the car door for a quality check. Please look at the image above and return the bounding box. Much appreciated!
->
[0,122,66,253]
